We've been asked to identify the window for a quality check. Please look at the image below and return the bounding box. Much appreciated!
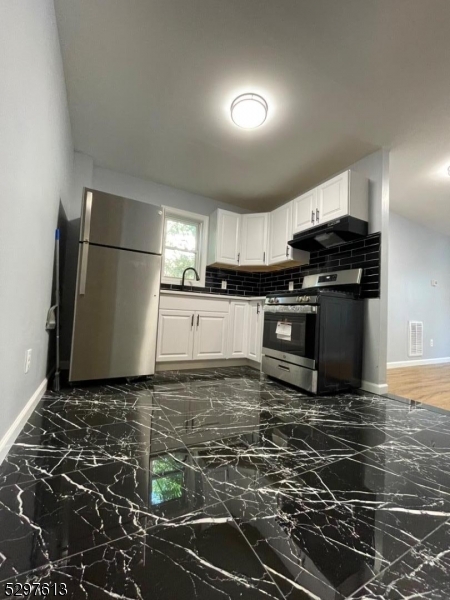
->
[162,207,208,287]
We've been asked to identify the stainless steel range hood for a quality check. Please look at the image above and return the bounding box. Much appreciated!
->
[288,216,368,252]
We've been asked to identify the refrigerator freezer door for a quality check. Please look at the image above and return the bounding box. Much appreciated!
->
[70,244,161,381]
[81,189,163,255]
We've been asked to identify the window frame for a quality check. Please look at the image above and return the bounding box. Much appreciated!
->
[161,206,209,288]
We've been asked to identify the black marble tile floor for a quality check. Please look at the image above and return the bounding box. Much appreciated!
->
[1,366,450,598]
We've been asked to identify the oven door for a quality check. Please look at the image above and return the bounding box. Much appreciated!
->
[262,308,318,369]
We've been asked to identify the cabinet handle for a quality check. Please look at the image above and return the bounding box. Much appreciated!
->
[191,314,194,328]
[263,251,265,263]
[237,252,240,265]
[286,245,289,258]
[196,314,199,327]
[316,208,320,223]
[256,303,260,315]
[311,210,315,224]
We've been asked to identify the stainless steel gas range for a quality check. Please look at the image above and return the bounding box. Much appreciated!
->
[261,269,364,395]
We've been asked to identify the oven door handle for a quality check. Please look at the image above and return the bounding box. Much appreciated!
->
[264,307,318,315]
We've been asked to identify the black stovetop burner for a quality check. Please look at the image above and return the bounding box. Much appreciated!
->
[265,268,363,300]
[266,285,361,299]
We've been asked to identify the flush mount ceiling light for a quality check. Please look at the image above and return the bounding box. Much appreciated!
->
[231,93,268,129]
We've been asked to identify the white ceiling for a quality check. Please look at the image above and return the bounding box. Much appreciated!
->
[55,0,450,232]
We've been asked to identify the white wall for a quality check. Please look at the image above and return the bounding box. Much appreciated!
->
[71,152,94,220]
[388,212,450,366]
[92,166,250,217]
[0,1,74,443]
[350,149,390,394]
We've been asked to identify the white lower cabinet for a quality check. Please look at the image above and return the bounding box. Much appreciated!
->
[247,301,263,363]
[193,312,228,359]
[156,310,194,361]
[157,309,228,362]
[157,294,264,365]
[229,302,248,358]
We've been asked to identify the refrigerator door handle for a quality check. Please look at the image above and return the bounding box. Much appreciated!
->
[79,242,89,295]
[82,191,93,242]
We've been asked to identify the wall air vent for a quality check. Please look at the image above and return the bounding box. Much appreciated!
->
[408,321,423,357]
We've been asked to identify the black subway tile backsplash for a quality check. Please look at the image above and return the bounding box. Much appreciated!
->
[160,232,381,299]
[259,232,381,298]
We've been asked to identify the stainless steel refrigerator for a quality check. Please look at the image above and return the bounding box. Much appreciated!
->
[69,189,163,382]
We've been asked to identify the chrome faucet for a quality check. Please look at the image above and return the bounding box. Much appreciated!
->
[181,267,200,290]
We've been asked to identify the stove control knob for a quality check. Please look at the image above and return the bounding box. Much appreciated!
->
[275,298,279,304]
[268,298,273,304]
[303,296,310,303]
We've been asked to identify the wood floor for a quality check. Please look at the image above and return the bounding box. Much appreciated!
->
[387,364,450,410]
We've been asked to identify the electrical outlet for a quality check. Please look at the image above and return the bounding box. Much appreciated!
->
[431,280,438,287]
[430,339,434,347]
[289,281,294,291]
[221,280,227,290]
[24,349,32,373]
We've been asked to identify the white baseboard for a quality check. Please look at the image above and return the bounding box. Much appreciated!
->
[387,357,450,370]
[0,378,48,465]
[156,358,260,372]
[360,380,389,395]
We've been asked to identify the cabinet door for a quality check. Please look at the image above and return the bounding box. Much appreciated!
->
[193,312,228,360]
[317,170,349,225]
[293,189,317,233]
[248,302,262,362]
[216,210,240,265]
[240,213,268,266]
[156,310,194,362]
[268,202,293,265]
[228,302,248,358]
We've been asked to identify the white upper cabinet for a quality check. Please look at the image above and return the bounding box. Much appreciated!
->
[292,170,369,234]
[208,201,310,270]
[317,170,349,225]
[240,213,268,266]
[268,201,309,266]
[208,209,241,266]
[268,202,293,265]
[208,168,368,270]
[293,189,317,233]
